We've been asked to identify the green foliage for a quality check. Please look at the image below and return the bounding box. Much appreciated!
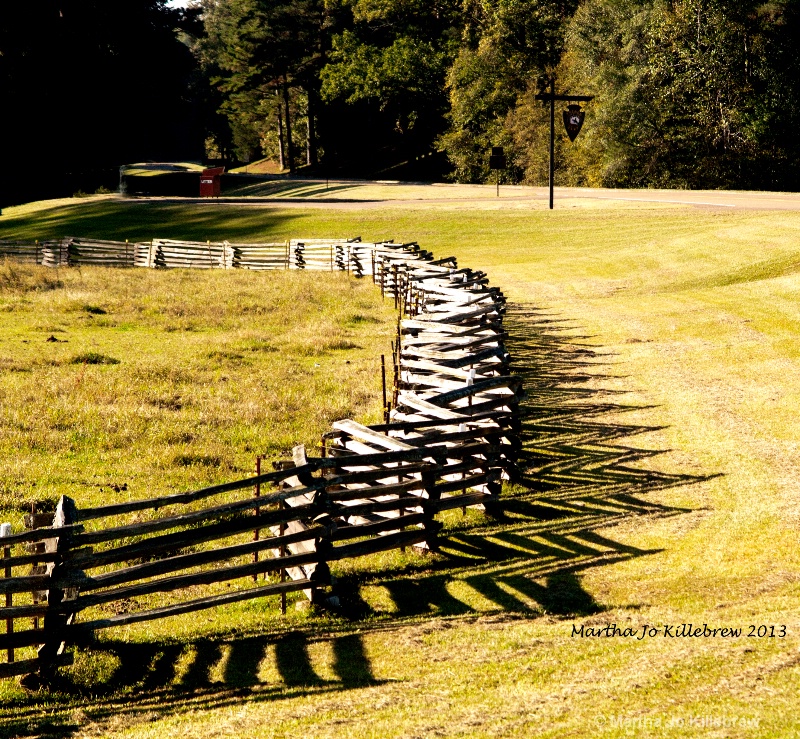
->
[547,0,800,188]
[481,0,577,71]
[439,45,520,182]
[0,1,202,207]
[200,0,327,166]
[437,0,579,182]
[4,0,800,195]
[339,0,800,188]
[320,0,460,169]
[321,31,449,126]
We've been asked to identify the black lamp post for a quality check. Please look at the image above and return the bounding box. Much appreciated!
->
[535,79,593,209]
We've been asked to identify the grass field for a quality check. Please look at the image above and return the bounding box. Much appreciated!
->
[1,191,799,738]
[0,263,393,513]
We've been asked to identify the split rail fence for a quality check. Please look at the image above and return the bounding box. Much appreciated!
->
[0,236,432,272]
[0,237,521,681]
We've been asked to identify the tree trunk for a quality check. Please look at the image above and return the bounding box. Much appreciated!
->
[306,89,318,167]
[276,94,285,171]
[283,78,295,173]
[306,116,312,167]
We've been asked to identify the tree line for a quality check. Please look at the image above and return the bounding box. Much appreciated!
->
[2,0,799,207]
[199,0,800,190]
[0,1,208,207]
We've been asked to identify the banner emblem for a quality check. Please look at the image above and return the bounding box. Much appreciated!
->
[563,104,585,141]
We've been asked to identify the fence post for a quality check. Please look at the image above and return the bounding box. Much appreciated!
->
[23,503,49,631]
[483,471,503,518]
[37,496,78,679]
[62,238,73,267]
[392,343,399,408]
[279,499,287,615]
[420,466,442,551]
[1,523,12,664]
[253,456,261,581]
[462,367,476,513]
[381,355,388,423]
[310,513,335,606]
[223,240,234,270]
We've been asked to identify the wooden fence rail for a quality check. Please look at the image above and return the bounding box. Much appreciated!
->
[1,236,440,276]
[2,237,369,272]
[0,236,521,683]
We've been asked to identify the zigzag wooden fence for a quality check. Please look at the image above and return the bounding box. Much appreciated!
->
[0,239,521,682]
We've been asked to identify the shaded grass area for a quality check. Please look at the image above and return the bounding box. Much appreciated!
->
[0,195,742,248]
[221,179,365,199]
[2,199,300,243]
[6,198,800,302]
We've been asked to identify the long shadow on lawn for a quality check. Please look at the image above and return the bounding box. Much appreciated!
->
[0,200,305,243]
[2,623,486,737]
[222,179,362,199]
[0,304,715,738]
[332,304,713,621]
[0,630,383,738]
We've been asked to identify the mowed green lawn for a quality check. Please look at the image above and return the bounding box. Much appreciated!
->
[1,193,799,738]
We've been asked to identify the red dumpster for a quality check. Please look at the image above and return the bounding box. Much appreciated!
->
[200,167,224,197]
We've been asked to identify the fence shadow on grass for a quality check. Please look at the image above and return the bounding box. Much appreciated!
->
[335,303,716,620]
[0,629,384,739]
[223,179,364,200]
[0,304,717,738]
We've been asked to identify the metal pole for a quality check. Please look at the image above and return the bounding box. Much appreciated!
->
[549,77,555,210]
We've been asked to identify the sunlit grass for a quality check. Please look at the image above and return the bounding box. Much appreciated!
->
[0,264,394,521]
[2,195,800,737]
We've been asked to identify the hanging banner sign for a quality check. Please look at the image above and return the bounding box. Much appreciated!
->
[563,104,585,142]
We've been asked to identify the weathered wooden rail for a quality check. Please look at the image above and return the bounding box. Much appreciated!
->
[1,237,365,271]
[0,237,521,682]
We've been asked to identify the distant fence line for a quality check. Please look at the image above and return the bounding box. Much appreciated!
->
[0,238,520,683]
[0,236,437,273]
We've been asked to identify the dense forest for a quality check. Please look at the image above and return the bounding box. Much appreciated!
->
[201,0,800,190]
[2,0,800,207]
[0,1,204,207]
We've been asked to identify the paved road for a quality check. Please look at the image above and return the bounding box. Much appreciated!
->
[556,187,800,210]
[138,182,800,211]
